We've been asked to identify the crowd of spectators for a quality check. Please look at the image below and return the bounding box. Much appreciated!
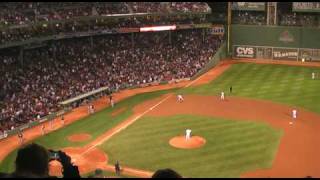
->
[0,2,210,27]
[169,2,210,13]
[0,29,223,134]
[230,8,320,27]
[0,2,210,46]
[278,13,320,27]
[0,13,208,43]
[128,2,168,13]
[232,11,266,25]
[127,2,210,14]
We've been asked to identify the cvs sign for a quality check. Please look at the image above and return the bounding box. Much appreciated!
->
[234,46,256,58]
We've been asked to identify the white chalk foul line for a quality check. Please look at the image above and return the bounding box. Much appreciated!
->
[76,70,209,159]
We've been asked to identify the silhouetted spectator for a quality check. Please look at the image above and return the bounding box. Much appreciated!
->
[0,172,9,178]
[8,143,80,178]
[57,150,81,178]
[88,168,104,178]
[95,169,104,178]
[152,168,182,178]
[11,143,51,178]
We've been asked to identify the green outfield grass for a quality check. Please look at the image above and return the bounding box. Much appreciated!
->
[1,62,320,177]
[99,115,282,178]
[181,63,320,113]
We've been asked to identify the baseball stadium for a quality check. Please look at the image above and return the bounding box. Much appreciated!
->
[0,2,320,178]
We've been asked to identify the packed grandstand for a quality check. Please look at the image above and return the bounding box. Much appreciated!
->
[0,2,219,136]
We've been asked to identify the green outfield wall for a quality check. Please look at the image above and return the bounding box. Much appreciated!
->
[231,25,320,49]
[231,25,320,61]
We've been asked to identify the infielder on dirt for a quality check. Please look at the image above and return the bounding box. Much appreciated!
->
[185,129,192,140]
[220,91,225,100]
[292,109,297,120]
[177,94,184,103]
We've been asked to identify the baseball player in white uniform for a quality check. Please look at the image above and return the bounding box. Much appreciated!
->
[312,72,315,80]
[177,94,184,103]
[185,129,192,141]
[87,105,91,114]
[88,104,94,114]
[292,109,297,120]
[111,99,114,108]
[3,130,8,138]
[220,91,225,100]
[91,105,95,114]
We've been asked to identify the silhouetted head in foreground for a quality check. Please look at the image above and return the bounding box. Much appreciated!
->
[0,172,9,178]
[152,168,182,178]
[94,169,104,178]
[14,143,50,178]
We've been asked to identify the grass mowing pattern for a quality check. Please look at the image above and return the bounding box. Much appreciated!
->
[0,89,176,173]
[181,63,320,113]
[100,115,282,178]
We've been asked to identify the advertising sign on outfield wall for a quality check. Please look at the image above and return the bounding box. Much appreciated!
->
[273,48,298,60]
[233,46,256,58]
[299,49,320,61]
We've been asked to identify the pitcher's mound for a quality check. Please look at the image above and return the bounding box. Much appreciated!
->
[169,136,206,149]
[67,133,91,142]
